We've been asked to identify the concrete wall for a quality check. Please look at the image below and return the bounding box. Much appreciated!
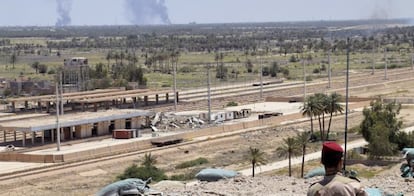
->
[97,121,110,136]
[0,153,63,163]
[130,117,143,129]
[0,99,370,163]
[114,119,126,129]
[75,124,92,138]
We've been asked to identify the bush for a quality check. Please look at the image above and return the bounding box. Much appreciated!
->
[117,164,167,182]
[280,67,289,78]
[175,157,209,169]
[38,64,48,74]
[169,169,200,181]
[179,66,194,73]
[47,69,56,75]
[161,83,171,88]
[226,101,238,107]
[289,55,299,62]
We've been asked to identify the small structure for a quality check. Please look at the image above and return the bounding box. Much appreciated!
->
[151,136,183,147]
[62,57,90,92]
[225,111,234,120]
[112,129,141,139]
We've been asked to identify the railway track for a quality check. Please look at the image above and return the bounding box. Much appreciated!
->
[0,67,413,185]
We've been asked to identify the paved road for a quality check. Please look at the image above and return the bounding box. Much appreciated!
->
[239,125,414,176]
[239,139,369,176]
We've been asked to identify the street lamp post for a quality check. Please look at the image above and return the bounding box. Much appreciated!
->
[343,37,350,171]
[207,64,212,124]
[55,74,61,151]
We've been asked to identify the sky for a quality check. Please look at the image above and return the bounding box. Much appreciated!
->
[0,0,413,26]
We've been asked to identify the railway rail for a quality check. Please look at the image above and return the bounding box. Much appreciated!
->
[0,67,413,185]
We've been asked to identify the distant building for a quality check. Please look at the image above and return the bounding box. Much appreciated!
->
[62,57,90,92]
[7,78,53,96]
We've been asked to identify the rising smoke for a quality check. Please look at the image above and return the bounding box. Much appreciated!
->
[55,0,73,26]
[370,0,393,20]
[124,0,171,25]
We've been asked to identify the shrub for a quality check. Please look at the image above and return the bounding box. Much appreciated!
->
[179,66,194,73]
[117,164,167,182]
[226,101,238,107]
[169,169,200,181]
[175,157,209,169]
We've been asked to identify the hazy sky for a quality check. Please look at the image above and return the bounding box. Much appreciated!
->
[0,0,413,26]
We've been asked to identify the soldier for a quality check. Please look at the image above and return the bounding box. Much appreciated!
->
[308,142,368,196]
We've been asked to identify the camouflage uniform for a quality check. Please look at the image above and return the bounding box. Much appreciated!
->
[307,172,368,196]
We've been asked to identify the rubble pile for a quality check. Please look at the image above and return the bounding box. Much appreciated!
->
[400,148,414,178]
[149,109,252,132]
[153,171,413,196]
[150,112,206,132]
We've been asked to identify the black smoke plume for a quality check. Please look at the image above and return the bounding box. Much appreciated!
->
[55,0,73,26]
[124,0,171,25]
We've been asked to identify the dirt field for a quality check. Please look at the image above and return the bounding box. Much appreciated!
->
[1,73,414,196]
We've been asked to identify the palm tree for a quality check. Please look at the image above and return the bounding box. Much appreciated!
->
[10,52,17,69]
[248,147,267,177]
[142,153,157,168]
[31,61,40,74]
[314,93,328,140]
[301,95,320,135]
[106,51,112,70]
[120,51,125,65]
[114,52,120,65]
[296,132,310,178]
[326,92,344,139]
[276,137,299,177]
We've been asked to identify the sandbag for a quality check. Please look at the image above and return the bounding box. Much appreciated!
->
[96,178,150,196]
[304,167,325,179]
[365,188,383,196]
[195,168,238,182]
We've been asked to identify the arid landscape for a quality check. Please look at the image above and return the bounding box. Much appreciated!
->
[1,73,414,195]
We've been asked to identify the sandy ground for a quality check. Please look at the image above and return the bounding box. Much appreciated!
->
[1,71,414,195]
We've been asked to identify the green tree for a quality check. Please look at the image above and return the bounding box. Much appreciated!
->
[296,132,310,178]
[245,59,253,73]
[142,153,157,168]
[31,61,40,74]
[276,137,299,176]
[314,93,328,140]
[247,147,267,177]
[117,153,167,181]
[38,64,48,74]
[325,92,344,140]
[270,61,279,77]
[106,51,112,69]
[360,100,402,143]
[367,122,398,157]
[10,52,17,69]
[301,95,320,135]
[360,100,403,157]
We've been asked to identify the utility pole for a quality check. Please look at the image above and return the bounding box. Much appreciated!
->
[59,71,64,115]
[207,64,212,124]
[55,77,61,151]
[303,56,307,99]
[384,48,388,80]
[343,37,350,171]
[173,58,177,111]
[328,49,331,88]
[371,43,375,75]
[259,55,263,100]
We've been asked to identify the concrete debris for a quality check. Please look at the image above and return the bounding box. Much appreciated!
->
[151,112,161,126]
[149,109,252,132]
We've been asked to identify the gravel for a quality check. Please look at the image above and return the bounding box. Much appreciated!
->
[154,165,414,196]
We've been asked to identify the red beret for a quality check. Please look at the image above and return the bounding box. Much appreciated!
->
[322,142,343,153]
